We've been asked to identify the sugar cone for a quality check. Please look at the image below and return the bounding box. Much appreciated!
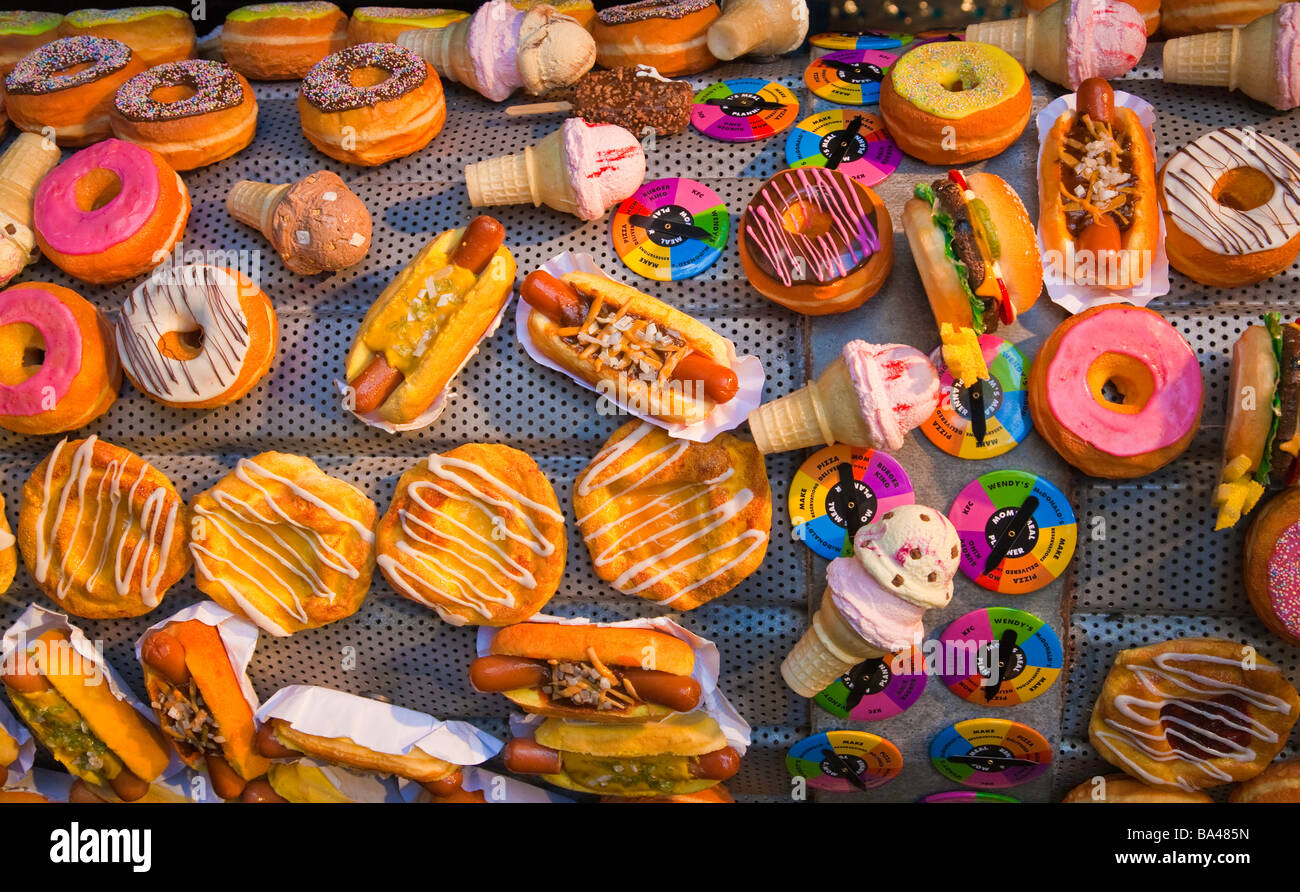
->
[965,0,1070,88]
[226,181,292,236]
[781,588,889,698]
[747,356,873,454]
[707,0,809,60]
[398,17,483,95]
[464,126,580,216]
[1163,14,1285,108]
[0,132,60,230]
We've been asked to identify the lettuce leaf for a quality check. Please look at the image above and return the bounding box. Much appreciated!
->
[921,191,985,335]
[1255,313,1284,485]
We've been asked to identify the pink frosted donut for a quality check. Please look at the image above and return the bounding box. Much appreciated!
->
[1028,304,1203,478]
[33,138,190,285]
[0,282,120,434]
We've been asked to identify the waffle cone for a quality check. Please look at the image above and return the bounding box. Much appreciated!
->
[781,589,889,698]
[966,0,1069,87]
[1163,16,1282,106]
[226,181,291,235]
[0,133,60,229]
[399,17,482,94]
[747,356,873,453]
[464,126,579,215]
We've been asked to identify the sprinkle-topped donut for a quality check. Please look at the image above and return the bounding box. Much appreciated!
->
[888,41,1025,119]
[115,59,245,122]
[63,6,188,26]
[352,6,461,25]
[0,11,62,37]
[4,35,131,95]
[302,43,427,113]
[598,0,715,23]
[1267,523,1300,641]
[228,1,341,21]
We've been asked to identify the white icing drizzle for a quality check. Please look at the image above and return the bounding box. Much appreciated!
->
[116,264,253,404]
[576,423,768,606]
[377,454,563,624]
[33,436,180,608]
[1093,651,1295,791]
[190,456,374,635]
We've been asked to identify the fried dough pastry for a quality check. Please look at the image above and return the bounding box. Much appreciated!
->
[1089,638,1300,791]
[18,436,189,618]
[189,452,377,637]
[574,421,771,610]
[376,443,566,626]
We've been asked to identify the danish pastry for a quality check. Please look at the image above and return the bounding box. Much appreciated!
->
[376,444,566,627]
[18,436,190,619]
[1089,637,1300,790]
[1229,758,1300,803]
[574,421,770,610]
[189,453,378,637]
[1061,774,1213,803]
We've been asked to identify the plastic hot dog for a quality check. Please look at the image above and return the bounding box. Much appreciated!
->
[343,216,515,428]
[520,270,740,426]
[1039,77,1158,290]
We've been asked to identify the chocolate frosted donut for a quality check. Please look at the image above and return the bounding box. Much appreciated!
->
[115,59,245,122]
[301,42,427,113]
[5,34,130,95]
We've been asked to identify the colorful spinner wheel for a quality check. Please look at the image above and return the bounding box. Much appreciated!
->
[804,49,897,105]
[922,335,1032,460]
[936,607,1063,707]
[788,444,914,560]
[611,178,728,281]
[784,109,902,188]
[930,719,1051,789]
[690,78,799,142]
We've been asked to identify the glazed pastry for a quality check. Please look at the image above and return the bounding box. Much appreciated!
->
[0,132,62,287]
[3,36,146,145]
[1162,0,1285,36]
[593,0,720,76]
[1163,4,1300,109]
[0,11,62,75]
[399,0,596,101]
[574,421,771,610]
[0,493,15,595]
[1159,126,1300,288]
[738,167,892,316]
[781,504,961,697]
[298,43,446,167]
[115,264,278,409]
[34,138,190,286]
[965,0,1147,90]
[1245,487,1300,646]
[707,0,808,60]
[879,40,1031,165]
[1027,305,1203,478]
[221,1,347,81]
[18,436,190,620]
[227,172,372,276]
[465,119,646,221]
[747,340,940,454]
[59,7,196,68]
[347,7,467,45]
[189,453,378,638]
[1022,0,1158,33]
[110,60,258,171]
[1061,774,1213,802]
[0,282,120,435]
[342,217,511,429]
[1089,638,1300,790]
[376,444,567,627]
[1229,758,1300,802]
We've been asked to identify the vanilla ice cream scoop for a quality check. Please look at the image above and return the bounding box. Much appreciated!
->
[852,504,960,610]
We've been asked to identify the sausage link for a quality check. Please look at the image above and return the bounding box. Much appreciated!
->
[520,270,587,327]
[451,215,507,275]
[418,768,466,798]
[108,768,151,802]
[240,778,288,803]
[690,746,741,781]
[206,753,249,800]
[502,738,563,775]
[620,669,702,713]
[1,649,50,693]
[140,629,190,687]
[254,722,299,760]
[348,353,403,415]
[1077,77,1114,124]
[669,352,739,404]
[468,655,548,692]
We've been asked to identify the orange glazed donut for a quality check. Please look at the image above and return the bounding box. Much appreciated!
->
[0,11,63,75]
[1162,0,1281,36]
[1028,305,1203,479]
[1022,0,1159,34]
[59,7,196,68]
[593,0,720,77]
[346,7,467,45]
[0,282,120,435]
[222,2,347,81]
[879,40,1031,166]
[34,138,190,286]
[111,60,257,171]
[299,43,445,166]
[3,36,146,146]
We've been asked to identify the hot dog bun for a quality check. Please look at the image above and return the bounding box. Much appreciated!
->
[261,717,459,784]
[489,623,695,674]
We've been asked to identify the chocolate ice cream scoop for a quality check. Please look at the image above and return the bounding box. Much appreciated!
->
[227,171,372,275]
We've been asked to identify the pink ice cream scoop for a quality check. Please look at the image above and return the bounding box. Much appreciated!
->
[842,341,941,451]
[561,119,647,221]
[468,0,525,103]
[1065,0,1147,88]
[826,555,928,651]
[1276,3,1300,110]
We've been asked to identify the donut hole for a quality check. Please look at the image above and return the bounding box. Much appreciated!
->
[159,328,205,362]
[349,65,392,89]
[1213,166,1275,212]
[150,83,198,105]
[941,64,979,93]
[780,200,832,240]
[1087,353,1155,416]
[54,60,95,79]
[75,168,122,213]
[0,323,45,385]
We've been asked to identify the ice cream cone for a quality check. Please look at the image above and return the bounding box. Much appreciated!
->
[398,16,483,94]
[1163,13,1286,108]
[747,356,873,454]
[226,181,293,236]
[465,126,580,216]
[707,0,810,60]
[966,0,1071,87]
[781,588,889,698]
[0,132,61,286]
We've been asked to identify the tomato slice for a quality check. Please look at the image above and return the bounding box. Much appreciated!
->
[996,277,1015,325]
[947,169,970,192]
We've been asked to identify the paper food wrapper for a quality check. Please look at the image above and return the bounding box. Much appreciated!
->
[4,767,73,801]
[515,251,766,443]
[397,766,573,803]
[337,298,512,434]
[255,684,503,766]
[0,699,34,783]
[477,613,752,755]
[135,601,263,716]
[1035,90,1170,313]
